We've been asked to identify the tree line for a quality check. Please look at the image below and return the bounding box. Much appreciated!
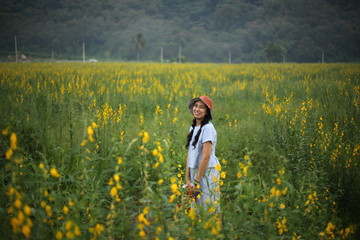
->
[1,0,359,63]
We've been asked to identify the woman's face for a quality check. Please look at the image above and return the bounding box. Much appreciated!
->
[192,100,207,121]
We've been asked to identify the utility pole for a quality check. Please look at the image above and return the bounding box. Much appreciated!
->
[83,42,86,62]
[179,45,182,63]
[15,35,18,63]
[160,47,163,63]
[228,51,232,64]
[322,51,325,63]
[52,48,54,61]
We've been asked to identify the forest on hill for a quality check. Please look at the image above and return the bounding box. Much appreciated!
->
[1,0,359,63]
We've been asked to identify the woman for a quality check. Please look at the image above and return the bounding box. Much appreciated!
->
[185,96,221,211]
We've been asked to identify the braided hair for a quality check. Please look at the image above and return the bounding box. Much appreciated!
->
[185,108,212,149]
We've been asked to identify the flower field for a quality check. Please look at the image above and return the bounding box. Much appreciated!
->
[0,62,359,239]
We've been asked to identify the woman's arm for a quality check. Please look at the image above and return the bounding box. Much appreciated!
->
[195,141,212,182]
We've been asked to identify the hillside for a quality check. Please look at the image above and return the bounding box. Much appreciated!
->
[1,0,359,62]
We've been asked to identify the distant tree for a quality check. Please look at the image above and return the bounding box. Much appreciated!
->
[132,33,146,61]
[265,43,285,62]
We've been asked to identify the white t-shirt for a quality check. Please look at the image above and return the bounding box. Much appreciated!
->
[187,122,220,168]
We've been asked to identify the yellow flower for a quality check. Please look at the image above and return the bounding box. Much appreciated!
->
[142,131,149,143]
[7,206,13,214]
[110,187,118,197]
[275,189,281,196]
[211,226,218,235]
[143,206,150,215]
[14,199,22,208]
[158,154,164,163]
[213,175,219,183]
[215,164,221,171]
[50,168,61,178]
[220,171,226,179]
[152,149,159,156]
[18,210,24,223]
[45,205,52,217]
[65,220,73,230]
[22,225,31,238]
[5,148,13,160]
[10,217,21,230]
[243,166,249,176]
[170,183,178,193]
[55,231,63,239]
[89,223,104,238]
[187,207,196,221]
[137,223,144,230]
[138,213,150,225]
[68,199,74,206]
[66,232,75,238]
[80,140,87,146]
[24,205,32,216]
[108,178,114,186]
[87,126,95,142]
[279,203,286,209]
[91,122,99,129]
[117,157,123,164]
[113,174,120,182]
[276,178,282,185]
[1,127,10,135]
[95,223,104,232]
[62,206,69,215]
[325,222,336,234]
[139,230,146,237]
[26,218,33,227]
[157,179,164,184]
[156,226,162,234]
[152,162,160,169]
[74,225,81,236]
[7,187,16,196]
[168,194,176,203]
[208,206,215,213]
[9,133,17,150]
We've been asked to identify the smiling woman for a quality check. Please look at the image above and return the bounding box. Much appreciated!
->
[185,96,221,213]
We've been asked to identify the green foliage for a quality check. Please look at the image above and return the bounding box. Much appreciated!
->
[0,62,359,239]
[0,0,359,62]
[265,43,285,62]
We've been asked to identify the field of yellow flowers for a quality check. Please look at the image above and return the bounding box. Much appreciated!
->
[1,62,359,239]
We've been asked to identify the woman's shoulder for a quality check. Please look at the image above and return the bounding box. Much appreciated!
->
[203,122,216,131]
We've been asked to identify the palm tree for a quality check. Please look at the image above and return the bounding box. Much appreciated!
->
[132,33,146,61]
